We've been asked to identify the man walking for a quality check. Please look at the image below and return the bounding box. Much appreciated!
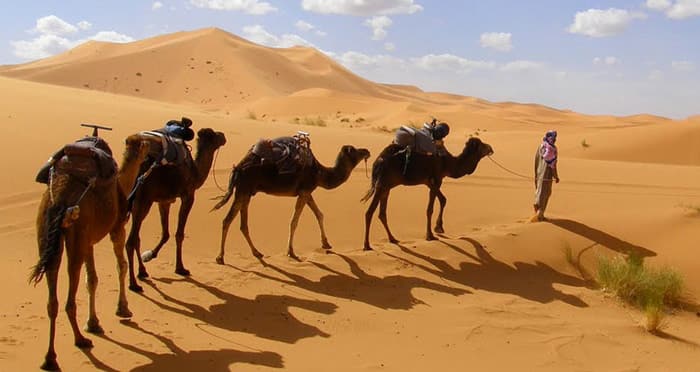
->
[532,130,560,222]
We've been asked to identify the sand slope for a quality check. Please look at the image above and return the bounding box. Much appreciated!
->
[1,29,699,372]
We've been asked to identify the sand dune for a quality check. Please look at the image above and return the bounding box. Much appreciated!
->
[1,28,699,372]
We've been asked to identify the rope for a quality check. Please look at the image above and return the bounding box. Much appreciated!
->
[211,148,227,193]
[487,155,556,182]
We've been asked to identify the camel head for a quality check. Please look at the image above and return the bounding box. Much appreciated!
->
[463,137,494,159]
[196,128,227,152]
[123,134,152,164]
[339,145,371,166]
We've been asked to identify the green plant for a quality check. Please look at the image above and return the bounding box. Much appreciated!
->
[596,254,684,332]
[299,116,327,127]
[247,110,258,120]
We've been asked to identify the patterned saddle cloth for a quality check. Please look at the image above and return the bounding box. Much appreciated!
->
[35,137,117,184]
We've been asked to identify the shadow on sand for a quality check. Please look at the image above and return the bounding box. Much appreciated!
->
[137,276,335,344]
[91,320,283,372]
[548,218,656,257]
[231,252,470,310]
[383,237,589,308]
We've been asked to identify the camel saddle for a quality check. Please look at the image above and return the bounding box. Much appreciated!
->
[393,125,439,155]
[248,134,313,174]
[140,130,192,168]
[35,137,117,184]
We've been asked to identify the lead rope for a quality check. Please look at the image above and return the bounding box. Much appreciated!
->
[211,148,227,193]
[487,155,556,182]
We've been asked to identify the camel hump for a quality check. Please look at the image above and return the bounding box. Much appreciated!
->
[140,130,191,167]
[36,136,117,184]
[393,126,437,155]
[248,136,313,174]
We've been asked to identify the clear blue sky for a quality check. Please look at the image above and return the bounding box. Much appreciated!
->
[2,1,699,118]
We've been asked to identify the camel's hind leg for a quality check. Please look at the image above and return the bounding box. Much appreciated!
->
[84,247,103,334]
[217,197,243,265]
[41,258,61,371]
[125,199,153,292]
[109,226,132,318]
[239,197,263,259]
[174,195,194,276]
[434,189,447,234]
[287,195,309,260]
[364,188,384,251]
[378,190,399,244]
[142,202,171,263]
[64,235,92,349]
[306,194,331,250]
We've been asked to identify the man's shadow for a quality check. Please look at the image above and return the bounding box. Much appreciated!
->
[138,276,335,344]
[384,237,589,307]
[88,320,283,372]
[232,252,470,310]
[548,218,656,257]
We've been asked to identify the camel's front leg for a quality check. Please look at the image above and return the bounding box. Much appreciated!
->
[306,194,331,250]
[84,247,103,334]
[287,195,309,260]
[425,187,438,241]
[174,195,194,276]
[142,202,171,263]
[41,254,61,371]
[434,189,447,234]
[109,225,132,318]
[363,190,381,251]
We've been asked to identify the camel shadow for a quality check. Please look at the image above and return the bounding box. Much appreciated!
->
[548,218,656,257]
[139,276,335,344]
[384,238,588,308]
[233,252,470,310]
[95,320,283,371]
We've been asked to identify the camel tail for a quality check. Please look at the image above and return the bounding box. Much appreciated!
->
[361,158,383,203]
[29,204,66,285]
[211,166,238,211]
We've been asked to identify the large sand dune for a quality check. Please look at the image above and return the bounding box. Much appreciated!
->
[1,29,699,371]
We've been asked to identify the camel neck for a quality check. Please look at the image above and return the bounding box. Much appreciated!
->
[192,142,217,189]
[446,147,482,178]
[318,151,356,189]
[118,145,146,195]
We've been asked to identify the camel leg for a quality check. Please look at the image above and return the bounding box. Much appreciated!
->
[239,198,263,258]
[287,195,308,260]
[434,189,447,234]
[109,226,132,318]
[216,197,242,265]
[84,248,103,334]
[64,237,92,349]
[378,190,399,244]
[306,195,332,250]
[363,189,382,251]
[126,200,153,292]
[174,195,195,276]
[40,257,61,371]
[425,188,438,241]
[142,202,171,263]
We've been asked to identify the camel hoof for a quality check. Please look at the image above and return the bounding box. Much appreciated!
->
[116,306,133,319]
[389,238,399,244]
[142,250,156,262]
[322,241,332,250]
[215,256,225,265]
[85,320,104,334]
[137,270,149,279]
[287,252,300,261]
[434,226,445,234]
[40,358,59,371]
[252,250,264,259]
[363,245,374,251]
[75,337,93,349]
[426,235,438,241]
[175,267,191,276]
[129,284,143,293]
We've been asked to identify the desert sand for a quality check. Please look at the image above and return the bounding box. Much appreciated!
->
[1,28,699,371]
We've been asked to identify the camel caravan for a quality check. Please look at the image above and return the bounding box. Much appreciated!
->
[30,118,492,370]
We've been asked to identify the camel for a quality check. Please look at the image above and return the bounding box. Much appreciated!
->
[126,128,227,292]
[30,134,151,371]
[212,141,370,262]
[362,137,493,250]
